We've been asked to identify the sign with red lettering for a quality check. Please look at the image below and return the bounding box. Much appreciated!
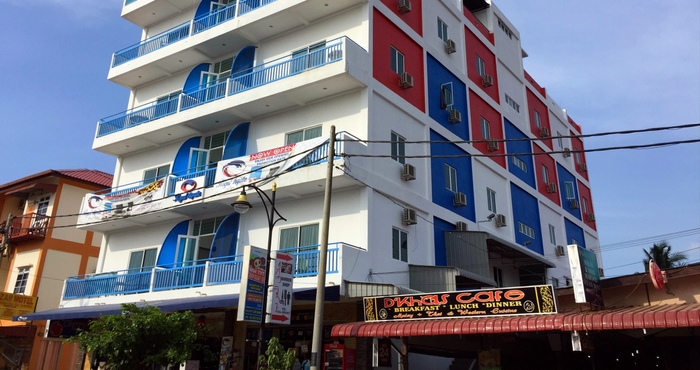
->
[0,292,38,320]
[363,285,556,322]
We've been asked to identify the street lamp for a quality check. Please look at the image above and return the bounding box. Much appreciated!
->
[231,182,286,364]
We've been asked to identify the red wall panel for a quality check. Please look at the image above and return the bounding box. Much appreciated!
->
[465,26,499,104]
[577,180,596,230]
[380,0,423,36]
[526,87,553,149]
[373,8,425,112]
[570,133,589,181]
[533,145,560,206]
[469,89,505,168]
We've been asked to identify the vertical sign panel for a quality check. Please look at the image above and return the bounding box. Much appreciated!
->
[237,245,267,322]
[269,251,294,324]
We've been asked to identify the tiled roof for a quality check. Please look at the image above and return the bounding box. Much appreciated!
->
[0,169,113,192]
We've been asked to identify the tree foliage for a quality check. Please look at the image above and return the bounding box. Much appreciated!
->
[643,241,688,270]
[257,337,297,370]
[69,304,199,370]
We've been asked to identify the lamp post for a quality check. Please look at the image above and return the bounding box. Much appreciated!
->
[232,182,286,364]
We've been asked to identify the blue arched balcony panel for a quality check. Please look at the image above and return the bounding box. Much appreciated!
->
[510,183,544,255]
[156,220,191,266]
[183,64,211,93]
[172,137,202,174]
[223,122,250,160]
[504,119,536,188]
[210,213,240,259]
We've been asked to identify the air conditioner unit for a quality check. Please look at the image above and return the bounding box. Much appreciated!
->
[455,221,468,232]
[401,163,416,181]
[487,140,499,152]
[539,127,550,137]
[402,208,417,225]
[587,213,596,222]
[555,245,565,257]
[598,268,604,278]
[448,108,461,123]
[482,74,493,87]
[569,199,579,209]
[398,0,411,14]
[453,192,467,207]
[495,214,506,227]
[579,163,588,172]
[445,39,456,54]
[399,72,414,89]
[547,183,557,193]
[563,148,571,157]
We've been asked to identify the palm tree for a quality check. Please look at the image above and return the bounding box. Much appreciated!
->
[643,241,688,270]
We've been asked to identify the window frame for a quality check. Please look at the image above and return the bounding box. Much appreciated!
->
[280,223,320,252]
[476,55,486,77]
[444,164,458,193]
[557,132,563,149]
[480,117,491,140]
[505,94,520,113]
[392,227,408,262]
[143,164,171,184]
[512,156,527,172]
[582,197,589,214]
[487,188,497,213]
[286,126,322,145]
[534,110,542,128]
[440,82,454,109]
[36,196,50,216]
[518,222,535,239]
[541,165,549,185]
[437,18,449,44]
[13,266,31,294]
[548,224,556,245]
[128,248,158,272]
[391,132,406,165]
[390,46,405,74]
[564,181,575,200]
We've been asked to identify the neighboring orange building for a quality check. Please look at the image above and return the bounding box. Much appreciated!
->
[0,169,112,370]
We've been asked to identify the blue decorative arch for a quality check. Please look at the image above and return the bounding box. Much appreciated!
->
[173,137,202,175]
[183,63,210,93]
[194,0,216,20]
[230,46,257,76]
[157,220,190,266]
[210,212,241,258]
[222,122,249,160]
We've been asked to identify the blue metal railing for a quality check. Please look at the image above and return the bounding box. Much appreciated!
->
[63,243,344,300]
[97,96,179,137]
[98,38,347,138]
[112,0,277,67]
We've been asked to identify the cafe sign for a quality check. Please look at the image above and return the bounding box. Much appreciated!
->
[363,285,556,322]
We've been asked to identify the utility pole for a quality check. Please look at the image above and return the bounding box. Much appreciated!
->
[310,126,335,370]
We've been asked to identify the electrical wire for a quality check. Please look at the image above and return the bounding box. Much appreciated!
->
[599,228,700,251]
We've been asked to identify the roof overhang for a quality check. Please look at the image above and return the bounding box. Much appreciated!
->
[3,183,57,197]
[344,281,422,298]
[332,303,700,338]
[486,233,556,268]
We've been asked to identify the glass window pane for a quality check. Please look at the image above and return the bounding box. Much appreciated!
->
[280,228,299,250]
[128,251,144,270]
[286,130,304,145]
[400,231,408,262]
[299,224,319,247]
[392,229,400,260]
[304,126,322,140]
[390,47,397,73]
[143,169,157,182]
[143,249,157,268]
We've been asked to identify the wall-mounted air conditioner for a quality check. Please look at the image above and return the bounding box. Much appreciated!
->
[587,213,596,222]
[495,214,506,227]
[402,208,417,225]
[401,163,416,181]
[454,192,467,207]
[455,221,468,231]
[445,39,456,54]
[482,74,493,87]
[539,127,550,137]
[563,148,571,157]
[579,163,588,172]
[448,108,461,123]
[398,0,411,13]
[555,245,565,256]
[569,199,579,209]
[547,183,557,193]
[400,72,413,89]
[487,140,499,152]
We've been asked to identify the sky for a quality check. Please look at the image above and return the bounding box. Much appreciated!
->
[0,0,698,277]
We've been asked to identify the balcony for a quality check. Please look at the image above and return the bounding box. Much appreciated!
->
[95,37,370,156]
[0,213,49,244]
[62,243,344,300]
[112,0,367,88]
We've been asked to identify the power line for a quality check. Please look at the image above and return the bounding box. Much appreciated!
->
[604,246,700,271]
[600,228,700,252]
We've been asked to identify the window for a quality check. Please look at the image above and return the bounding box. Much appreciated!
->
[280,224,320,251]
[286,126,322,145]
[518,222,535,239]
[36,196,50,216]
[203,130,231,165]
[512,156,527,172]
[156,90,182,104]
[541,165,549,185]
[292,41,327,72]
[214,56,234,79]
[548,224,556,244]
[440,82,454,109]
[582,197,589,213]
[564,181,575,200]
[557,132,563,149]
[487,188,497,213]
[493,266,504,287]
[497,19,513,39]
[390,46,405,74]
[192,216,228,259]
[437,18,449,44]
[128,248,157,272]
[143,165,171,184]
[444,164,458,193]
[391,132,406,164]
[476,55,486,77]
[13,267,30,294]
[504,94,520,112]
[392,228,408,262]
[480,117,490,139]
[551,277,560,288]
[574,151,582,165]
[534,110,542,128]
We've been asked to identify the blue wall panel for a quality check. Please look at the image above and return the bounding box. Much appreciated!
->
[231,46,257,76]
[183,63,211,93]
[557,164,582,220]
[223,122,249,160]
[509,183,544,255]
[210,212,240,258]
[564,218,586,248]
[157,220,190,266]
[172,137,202,174]
[426,54,469,139]
[433,217,453,266]
[430,130,475,221]
[504,119,536,189]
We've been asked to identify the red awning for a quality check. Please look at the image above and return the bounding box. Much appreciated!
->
[332,303,700,338]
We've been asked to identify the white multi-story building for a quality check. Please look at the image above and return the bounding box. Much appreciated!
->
[25,0,600,367]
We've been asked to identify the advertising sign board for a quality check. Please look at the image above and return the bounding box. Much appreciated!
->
[0,292,37,320]
[269,251,294,324]
[567,244,603,308]
[237,245,267,323]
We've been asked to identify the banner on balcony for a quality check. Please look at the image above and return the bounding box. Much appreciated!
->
[212,137,328,195]
[0,292,38,321]
[269,251,294,325]
[237,245,268,323]
[173,176,205,204]
[78,179,167,224]
[363,285,557,322]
